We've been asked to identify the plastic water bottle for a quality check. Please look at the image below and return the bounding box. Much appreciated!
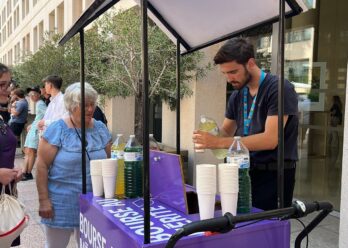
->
[227,136,252,213]
[149,134,160,151]
[198,115,228,159]
[124,135,143,198]
[112,134,126,198]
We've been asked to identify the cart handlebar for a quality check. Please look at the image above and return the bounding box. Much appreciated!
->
[165,200,333,248]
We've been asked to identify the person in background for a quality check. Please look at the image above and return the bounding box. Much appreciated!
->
[93,105,108,126]
[9,88,29,141]
[22,86,47,181]
[0,76,10,123]
[40,84,51,106]
[193,37,298,210]
[37,75,67,132]
[0,63,23,247]
[36,82,111,248]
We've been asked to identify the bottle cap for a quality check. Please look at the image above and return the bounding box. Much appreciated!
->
[117,134,123,137]
[234,136,241,140]
[130,134,135,138]
[200,115,206,123]
[149,134,154,137]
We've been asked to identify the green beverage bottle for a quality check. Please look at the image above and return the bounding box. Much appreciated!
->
[112,134,126,199]
[198,115,228,159]
[124,135,143,198]
[227,136,252,213]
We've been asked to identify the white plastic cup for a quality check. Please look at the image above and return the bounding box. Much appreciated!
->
[102,159,118,198]
[102,159,118,177]
[103,176,117,198]
[91,175,104,196]
[90,159,103,176]
[220,192,238,216]
[218,163,239,193]
[90,160,103,196]
[196,164,216,194]
[197,193,216,220]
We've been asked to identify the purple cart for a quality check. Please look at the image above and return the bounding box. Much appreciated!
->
[79,194,290,248]
[79,151,290,248]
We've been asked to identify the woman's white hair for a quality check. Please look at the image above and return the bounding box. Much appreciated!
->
[64,82,98,113]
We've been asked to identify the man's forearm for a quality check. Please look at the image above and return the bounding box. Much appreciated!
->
[216,136,235,149]
[241,132,277,151]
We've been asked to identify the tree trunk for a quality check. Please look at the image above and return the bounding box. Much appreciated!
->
[134,80,143,144]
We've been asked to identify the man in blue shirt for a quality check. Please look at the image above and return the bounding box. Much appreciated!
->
[193,37,298,210]
[9,88,28,141]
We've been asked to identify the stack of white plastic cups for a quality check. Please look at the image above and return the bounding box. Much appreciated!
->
[90,160,104,197]
[196,164,217,220]
[218,163,239,216]
[102,159,118,198]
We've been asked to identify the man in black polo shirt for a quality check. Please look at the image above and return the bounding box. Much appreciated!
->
[193,37,298,210]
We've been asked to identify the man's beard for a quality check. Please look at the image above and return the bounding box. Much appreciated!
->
[230,66,252,90]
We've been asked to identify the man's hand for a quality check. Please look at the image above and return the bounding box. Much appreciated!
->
[192,130,220,149]
[37,120,45,130]
[39,198,54,219]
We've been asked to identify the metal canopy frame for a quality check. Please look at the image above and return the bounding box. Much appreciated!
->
[58,0,303,244]
[59,0,302,53]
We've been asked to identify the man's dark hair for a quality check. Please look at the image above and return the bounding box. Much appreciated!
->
[0,63,10,77]
[214,37,255,65]
[13,88,25,98]
[42,75,63,90]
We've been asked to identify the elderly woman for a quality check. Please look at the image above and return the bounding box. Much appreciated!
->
[36,82,111,248]
[22,86,47,181]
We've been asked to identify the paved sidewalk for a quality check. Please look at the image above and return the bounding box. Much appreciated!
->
[14,155,339,248]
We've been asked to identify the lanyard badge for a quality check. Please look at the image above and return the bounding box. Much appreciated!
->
[243,71,266,136]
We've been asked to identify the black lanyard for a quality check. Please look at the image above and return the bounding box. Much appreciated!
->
[70,116,91,161]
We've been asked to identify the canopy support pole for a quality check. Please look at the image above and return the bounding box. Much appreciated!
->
[80,29,87,194]
[141,0,150,244]
[176,40,181,155]
[277,0,285,209]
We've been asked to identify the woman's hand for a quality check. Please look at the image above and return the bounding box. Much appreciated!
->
[39,198,54,219]
[13,168,23,183]
[26,124,32,132]
[0,168,17,185]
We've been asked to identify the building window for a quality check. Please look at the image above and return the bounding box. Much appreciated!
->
[21,0,29,19]
[8,49,12,65]
[33,26,38,51]
[2,8,6,24]
[49,10,55,35]
[7,0,12,17]
[2,26,6,43]
[7,17,12,36]
[57,2,64,34]
[72,0,82,23]
[38,21,43,47]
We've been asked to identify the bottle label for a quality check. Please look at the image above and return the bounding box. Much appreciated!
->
[227,155,249,169]
[116,150,124,159]
[111,151,117,159]
[124,152,143,162]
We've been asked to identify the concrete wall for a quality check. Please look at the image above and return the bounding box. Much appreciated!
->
[104,96,135,142]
